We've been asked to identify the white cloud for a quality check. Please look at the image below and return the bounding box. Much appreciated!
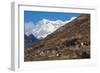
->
[24,22,35,36]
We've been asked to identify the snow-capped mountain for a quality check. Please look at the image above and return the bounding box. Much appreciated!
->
[25,17,77,39]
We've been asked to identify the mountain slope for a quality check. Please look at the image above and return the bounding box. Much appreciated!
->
[24,14,90,61]
[24,34,39,48]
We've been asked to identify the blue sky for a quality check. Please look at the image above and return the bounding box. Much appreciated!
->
[24,11,80,24]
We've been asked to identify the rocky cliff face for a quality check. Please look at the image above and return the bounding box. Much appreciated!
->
[24,14,90,61]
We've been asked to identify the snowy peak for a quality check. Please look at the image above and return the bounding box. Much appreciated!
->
[32,19,65,39]
[25,17,77,39]
[41,19,50,24]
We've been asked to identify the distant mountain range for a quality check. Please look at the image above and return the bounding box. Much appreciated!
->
[24,14,90,61]
[25,17,77,39]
